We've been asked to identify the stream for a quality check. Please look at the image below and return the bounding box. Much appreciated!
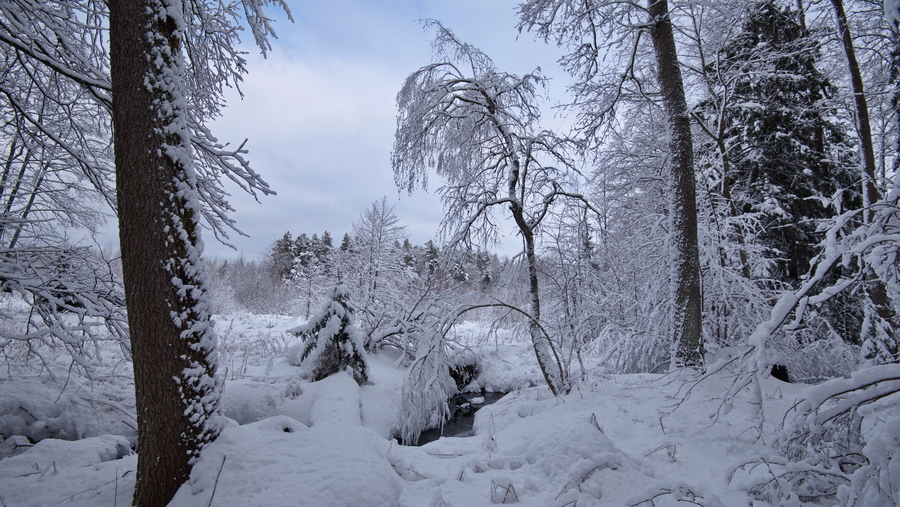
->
[414,391,506,446]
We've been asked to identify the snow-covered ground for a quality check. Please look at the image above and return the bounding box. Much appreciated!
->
[1,312,810,506]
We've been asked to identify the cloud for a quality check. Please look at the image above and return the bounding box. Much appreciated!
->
[206,49,443,258]
[202,0,567,259]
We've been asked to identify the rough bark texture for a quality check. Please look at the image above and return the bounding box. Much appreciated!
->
[831,0,895,330]
[648,0,704,367]
[894,6,900,175]
[109,1,220,505]
[830,0,878,210]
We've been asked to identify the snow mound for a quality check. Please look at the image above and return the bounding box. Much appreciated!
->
[467,344,545,393]
[219,378,285,424]
[391,376,759,506]
[0,373,136,452]
[0,434,132,478]
[171,415,402,507]
[309,371,362,427]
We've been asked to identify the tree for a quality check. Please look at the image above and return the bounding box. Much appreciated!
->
[349,197,407,347]
[110,2,215,503]
[892,2,900,171]
[107,1,287,504]
[317,230,334,274]
[0,1,127,360]
[287,284,369,385]
[0,3,281,394]
[396,327,456,445]
[519,0,704,367]
[828,0,896,353]
[268,231,295,280]
[707,2,857,283]
[647,0,704,367]
[2,13,287,502]
[393,22,572,394]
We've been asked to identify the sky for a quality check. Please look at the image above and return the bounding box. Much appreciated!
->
[202,0,569,259]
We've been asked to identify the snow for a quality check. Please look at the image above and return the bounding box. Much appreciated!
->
[887,0,900,25]
[0,312,866,506]
[169,418,402,507]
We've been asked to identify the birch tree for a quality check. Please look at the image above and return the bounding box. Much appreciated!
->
[393,22,573,394]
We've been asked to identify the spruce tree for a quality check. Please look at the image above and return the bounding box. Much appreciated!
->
[269,232,295,280]
[340,233,352,253]
[288,284,369,385]
[710,1,859,283]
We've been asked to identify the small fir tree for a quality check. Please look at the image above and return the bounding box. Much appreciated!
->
[288,284,369,385]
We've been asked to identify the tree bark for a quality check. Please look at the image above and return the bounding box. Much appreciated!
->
[830,0,895,331]
[648,0,704,367]
[830,0,878,210]
[509,160,567,395]
[109,1,221,505]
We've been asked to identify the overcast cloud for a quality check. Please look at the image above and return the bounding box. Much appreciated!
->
[199,0,567,259]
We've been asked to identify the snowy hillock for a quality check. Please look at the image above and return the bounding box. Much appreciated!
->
[0,312,863,506]
[169,417,403,507]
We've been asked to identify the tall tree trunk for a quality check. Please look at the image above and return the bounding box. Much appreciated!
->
[109,1,221,505]
[831,0,879,210]
[648,0,704,367]
[892,3,900,174]
[830,0,895,333]
[509,159,566,395]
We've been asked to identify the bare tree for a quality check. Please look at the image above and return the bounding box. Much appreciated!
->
[0,1,127,360]
[828,0,896,351]
[519,0,704,367]
[350,197,406,343]
[0,0,278,345]
[393,22,575,394]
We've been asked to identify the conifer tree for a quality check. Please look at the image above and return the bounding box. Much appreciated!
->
[269,232,295,280]
[708,1,858,283]
[288,284,369,385]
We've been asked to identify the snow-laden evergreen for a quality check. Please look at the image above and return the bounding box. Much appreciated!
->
[287,284,369,386]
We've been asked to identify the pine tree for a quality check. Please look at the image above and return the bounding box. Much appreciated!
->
[423,240,440,276]
[293,233,312,271]
[110,1,225,502]
[288,284,369,385]
[317,230,334,275]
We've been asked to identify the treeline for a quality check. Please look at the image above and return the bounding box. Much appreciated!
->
[267,232,502,292]
[206,199,520,343]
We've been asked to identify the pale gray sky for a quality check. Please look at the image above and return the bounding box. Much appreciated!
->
[202,0,568,259]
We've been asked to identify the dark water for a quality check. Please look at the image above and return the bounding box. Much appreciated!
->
[415,391,506,446]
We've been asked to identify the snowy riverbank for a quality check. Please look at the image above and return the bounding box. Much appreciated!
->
[0,312,821,506]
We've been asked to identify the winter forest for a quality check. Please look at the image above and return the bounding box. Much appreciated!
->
[1,0,899,506]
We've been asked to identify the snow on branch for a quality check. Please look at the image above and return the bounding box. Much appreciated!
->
[0,245,129,376]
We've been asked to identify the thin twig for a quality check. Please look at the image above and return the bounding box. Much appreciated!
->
[208,454,227,507]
